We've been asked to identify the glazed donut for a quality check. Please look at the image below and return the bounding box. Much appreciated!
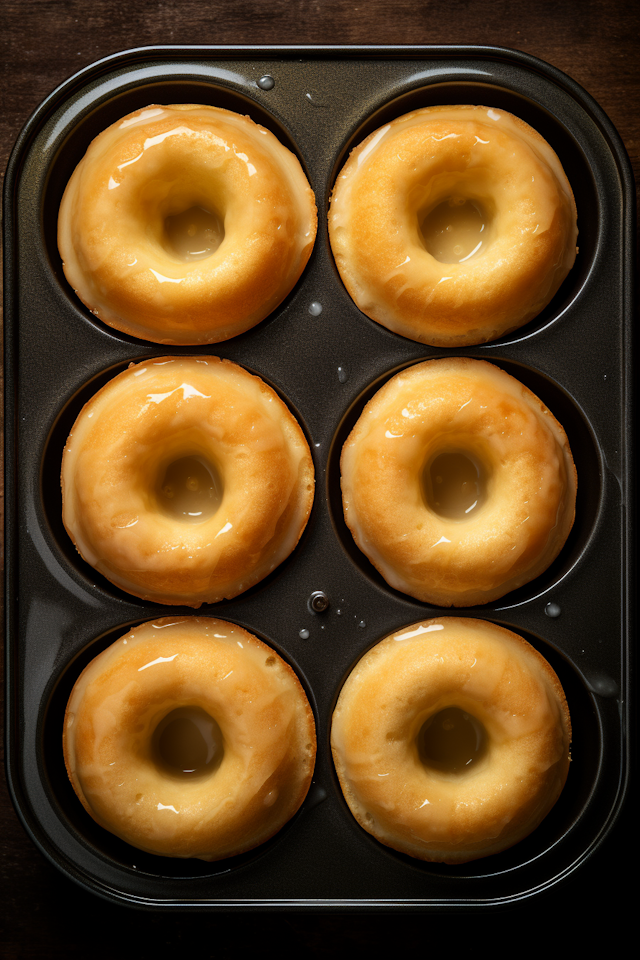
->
[329,105,577,346]
[61,356,314,605]
[331,617,571,864]
[63,618,316,860]
[58,104,317,344]
[341,358,576,606]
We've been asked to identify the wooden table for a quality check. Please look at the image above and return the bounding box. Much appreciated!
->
[2,1,636,953]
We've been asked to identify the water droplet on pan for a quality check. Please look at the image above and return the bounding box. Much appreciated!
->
[337,366,349,383]
[308,301,323,316]
[258,75,275,90]
[544,602,562,618]
[303,784,329,809]
[299,628,310,640]
[586,673,619,698]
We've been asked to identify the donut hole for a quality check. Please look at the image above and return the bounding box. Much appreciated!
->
[163,204,225,262]
[144,180,227,264]
[416,707,487,774]
[422,449,489,520]
[420,196,491,264]
[156,455,223,524]
[151,706,224,779]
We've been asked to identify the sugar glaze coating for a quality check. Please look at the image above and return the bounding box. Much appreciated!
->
[61,356,314,605]
[329,105,578,346]
[331,617,571,864]
[340,358,577,606]
[58,104,317,344]
[64,618,316,860]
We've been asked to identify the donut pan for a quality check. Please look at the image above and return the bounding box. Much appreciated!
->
[3,45,634,909]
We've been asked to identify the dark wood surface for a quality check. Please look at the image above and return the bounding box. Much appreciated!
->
[1,1,636,954]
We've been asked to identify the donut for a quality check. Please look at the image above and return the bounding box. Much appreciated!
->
[331,617,571,864]
[61,356,314,605]
[328,105,577,346]
[340,358,577,607]
[58,104,317,344]
[63,617,316,860]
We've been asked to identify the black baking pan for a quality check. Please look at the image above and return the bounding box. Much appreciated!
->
[3,45,634,909]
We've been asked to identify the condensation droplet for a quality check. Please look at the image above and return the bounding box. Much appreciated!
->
[586,673,619,698]
[299,628,310,639]
[258,75,275,90]
[304,784,328,809]
[544,602,562,618]
[358,620,366,628]
[308,301,322,316]
[337,366,349,383]
[305,92,327,107]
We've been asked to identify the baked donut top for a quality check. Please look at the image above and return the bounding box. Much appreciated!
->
[341,358,577,606]
[61,356,314,605]
[331,617,571,863]
[64,617,316,860]
[58,104,317,343]
[329,105,578,346]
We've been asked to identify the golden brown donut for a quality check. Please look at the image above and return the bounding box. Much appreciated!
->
[329,105,578,346]
[331,617,571,864]
[63,617,316,860]
[58,104,317,344]
[61,356,314,605]
[341,358,577,606]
